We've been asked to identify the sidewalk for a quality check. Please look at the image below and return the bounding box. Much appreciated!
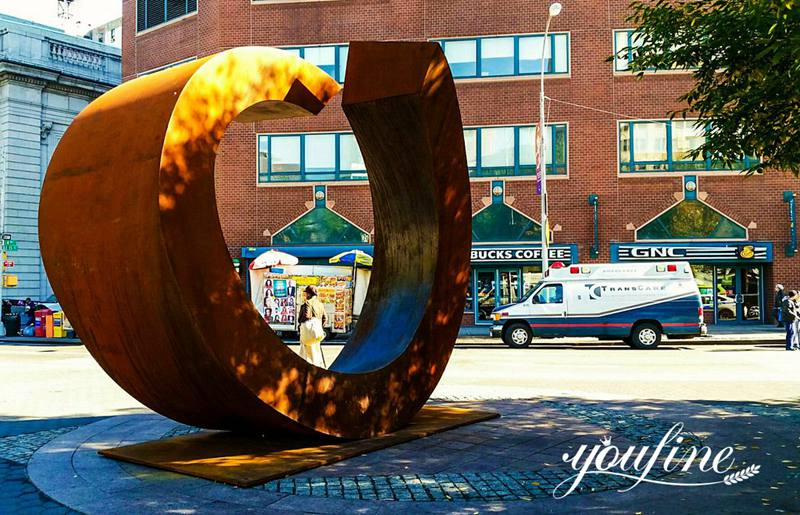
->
[0,336,81,345]
[0,324,785,347]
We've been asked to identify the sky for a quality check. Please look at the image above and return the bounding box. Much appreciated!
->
[0,0,121,35]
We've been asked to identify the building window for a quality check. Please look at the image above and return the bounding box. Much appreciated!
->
[283,44,349,83]
[258,132,366,184]
[636,200,748,240]
[472,203,542,242]
[468,124,568,178]
[613,29,645,72]
[619,120,758,173]
[137,0,197,32]
[272,207,370,245]
[613,29,693,73]
[437,33,570,79]
[259,125,567,183]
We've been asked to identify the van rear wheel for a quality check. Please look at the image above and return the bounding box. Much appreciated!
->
[630,323,661,349]
[504,323,532,348]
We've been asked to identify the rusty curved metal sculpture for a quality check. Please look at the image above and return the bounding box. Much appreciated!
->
[39,42,471,439]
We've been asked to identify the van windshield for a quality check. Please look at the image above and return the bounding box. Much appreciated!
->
[520,282,543,302]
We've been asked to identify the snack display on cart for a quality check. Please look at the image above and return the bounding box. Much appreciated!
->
[255,271,354,334]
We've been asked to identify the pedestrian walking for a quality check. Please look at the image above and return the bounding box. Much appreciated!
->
[781,290,800,351]
[298,285,328,367]
[774,284,785,327]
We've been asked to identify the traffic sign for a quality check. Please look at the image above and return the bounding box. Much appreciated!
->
[3,240,16,251]
[1,233,11,241]
[3,260,14,268]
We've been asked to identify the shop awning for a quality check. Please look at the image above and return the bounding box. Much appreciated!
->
[242,245,374,260]
[243,244,581,263]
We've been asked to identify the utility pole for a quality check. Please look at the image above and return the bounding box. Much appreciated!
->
[538,2,562,276]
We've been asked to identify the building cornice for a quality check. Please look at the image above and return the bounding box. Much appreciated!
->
[0,60,115,97]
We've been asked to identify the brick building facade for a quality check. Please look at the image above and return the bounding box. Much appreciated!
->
[123,0,800,331]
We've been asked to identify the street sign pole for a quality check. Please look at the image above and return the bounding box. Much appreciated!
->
[0,147,6,335]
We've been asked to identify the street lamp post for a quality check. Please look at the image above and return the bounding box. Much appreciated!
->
[539,1,561,276]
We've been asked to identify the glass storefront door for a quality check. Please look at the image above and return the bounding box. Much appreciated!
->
[472,266,542,324]
[498,269,520,306]
[740,267,761,322]
[715,267,738,321]
[476,269,497,323]
[714,265,762,323]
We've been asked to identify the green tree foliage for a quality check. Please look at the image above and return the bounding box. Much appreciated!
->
[622,0,800,174]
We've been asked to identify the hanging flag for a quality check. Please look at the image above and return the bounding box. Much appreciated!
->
[545,219,551,245]
[535,123,543,195]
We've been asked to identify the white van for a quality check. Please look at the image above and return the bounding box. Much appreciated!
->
[491,262,705,349]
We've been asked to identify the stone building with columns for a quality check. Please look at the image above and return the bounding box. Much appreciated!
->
[0,14,120,299]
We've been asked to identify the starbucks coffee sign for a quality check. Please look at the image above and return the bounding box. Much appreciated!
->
[471,245,574,263]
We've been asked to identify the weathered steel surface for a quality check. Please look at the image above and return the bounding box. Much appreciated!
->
[39,42,470,439]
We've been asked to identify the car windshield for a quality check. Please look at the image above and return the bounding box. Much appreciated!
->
[520,282,543,302]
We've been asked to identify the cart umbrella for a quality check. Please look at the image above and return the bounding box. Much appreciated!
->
[249,250,299,270]
[328,249,373,267]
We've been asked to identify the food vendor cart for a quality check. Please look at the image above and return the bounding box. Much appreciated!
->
[249,264,371,336]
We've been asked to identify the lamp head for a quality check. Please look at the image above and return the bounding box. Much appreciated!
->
[549,2,563,17]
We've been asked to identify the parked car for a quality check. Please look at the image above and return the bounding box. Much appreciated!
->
[40,294,62,313]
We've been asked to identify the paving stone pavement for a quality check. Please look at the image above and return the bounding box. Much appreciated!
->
[0,417,106,514]
[7,396,796,513]
[0,458,77,515]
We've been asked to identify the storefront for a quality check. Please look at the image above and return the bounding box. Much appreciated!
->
[611,242,773,324]
[466,244,578,326]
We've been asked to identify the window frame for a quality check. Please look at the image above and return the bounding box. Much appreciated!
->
[532,283,564,304]
[258,123,569,185]
[257,131,368,185]
[612,28,693,75]
[435,32,571,80]
[136,0,198,35]
[281,43,349,83]
[617,119,760,176]
[466,123,569,180]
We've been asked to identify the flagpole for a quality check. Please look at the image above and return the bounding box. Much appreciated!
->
[539,2,562,276]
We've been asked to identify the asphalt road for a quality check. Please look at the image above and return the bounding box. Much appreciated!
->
[2,342,797,423]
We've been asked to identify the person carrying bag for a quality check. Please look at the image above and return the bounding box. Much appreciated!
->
[298,285,328,367]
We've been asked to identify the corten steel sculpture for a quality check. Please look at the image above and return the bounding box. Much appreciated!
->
[39,42,471,439]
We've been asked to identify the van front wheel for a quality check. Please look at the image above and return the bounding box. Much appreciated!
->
[504,323,532,348]
[630,323,661,349]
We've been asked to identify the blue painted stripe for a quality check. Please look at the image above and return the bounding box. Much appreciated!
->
[521,296,701,337]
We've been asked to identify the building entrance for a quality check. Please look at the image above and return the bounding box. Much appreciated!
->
[693,264,763,323]
[611,243,772,325]
[473,267,541,324]
[714,266,762,323]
